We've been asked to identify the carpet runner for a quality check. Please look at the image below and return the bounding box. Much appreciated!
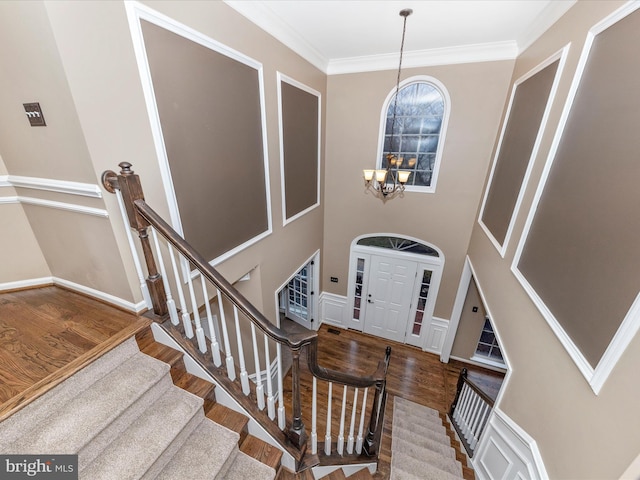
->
[391,397,464,480]
[0,337,275,479]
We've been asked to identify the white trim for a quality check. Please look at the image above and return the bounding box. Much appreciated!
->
[328,42,518,75]
[0,196,19,205]
[470,354,508,371]
[318,292,348,329]
[0,175,10,188]
[125,1,273,268]
[224,0,328,74]
[374,76,451,194]
[440,256,473,362]
[450,355,507,374]
[7,175,102,198]
[276,72,322,226]
[473,408,548,480]
[510,1,640,395]
[53,276,147,313]
[0,276,146,313]
[17,196,109,217]
[478,45,570,257]
[0,277,54,291]
[516,1,577,53]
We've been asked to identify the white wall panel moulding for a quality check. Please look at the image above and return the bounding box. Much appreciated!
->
[7,175,102,198]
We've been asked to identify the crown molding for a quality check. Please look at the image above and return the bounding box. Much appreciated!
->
[224,0,328,73]
[327,41,519,75]
[517,0,577,53]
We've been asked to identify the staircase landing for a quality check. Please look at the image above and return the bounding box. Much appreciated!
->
[0,285,148,421]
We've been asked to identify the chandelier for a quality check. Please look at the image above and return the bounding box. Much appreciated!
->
[363,8,414,200]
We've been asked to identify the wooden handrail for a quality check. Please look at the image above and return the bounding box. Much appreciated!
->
[103,162,392,464]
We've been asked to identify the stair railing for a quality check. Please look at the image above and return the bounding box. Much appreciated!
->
[448,368,494,457]
[102,162,391,471]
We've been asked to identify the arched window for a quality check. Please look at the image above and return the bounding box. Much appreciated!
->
[378,77,450,192]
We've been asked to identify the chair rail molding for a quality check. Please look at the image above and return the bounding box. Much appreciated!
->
[7,175,102,197]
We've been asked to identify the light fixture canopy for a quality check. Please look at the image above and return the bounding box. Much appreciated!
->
[363,8,414,200]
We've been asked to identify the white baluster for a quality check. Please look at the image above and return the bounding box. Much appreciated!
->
[468,393,484,441]
[462,392,480,440]
[347,388,358,454]
[469,402,488,450]
[150,228,178,325]
[251,323,265,410]
[325,382,333,456]
[216,289,235,381]
[200,280,222,367]
[453,384,470,425]
[311,376,318,455]
[264,334,275,419]
[232,306,250,395]
[355,387,368,454]
[337,385,347,455]
[186,271,207,353]
[168,247,193,338]
[276,343,286,430]
[114,189,152,310]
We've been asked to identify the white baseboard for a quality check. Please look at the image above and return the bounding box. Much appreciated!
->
[0,276,54,291]
[473,408,548,480]
[0,275,145,313]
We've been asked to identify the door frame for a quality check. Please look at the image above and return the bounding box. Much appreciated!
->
[274,250,320,330]
[346,234,444,349]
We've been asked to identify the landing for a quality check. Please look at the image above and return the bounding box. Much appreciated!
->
[0,286,149,420]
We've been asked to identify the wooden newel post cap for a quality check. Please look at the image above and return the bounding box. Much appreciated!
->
[119,162,134,175]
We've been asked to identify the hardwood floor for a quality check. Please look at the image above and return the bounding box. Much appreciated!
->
[281,321,504,480]
[0,286,148,420]
[0,287,503,479]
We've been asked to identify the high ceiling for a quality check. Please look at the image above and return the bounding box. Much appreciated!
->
[224,0,576,74]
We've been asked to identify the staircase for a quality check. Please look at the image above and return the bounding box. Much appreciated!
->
[391,397,464,480]
[0,333,278,479]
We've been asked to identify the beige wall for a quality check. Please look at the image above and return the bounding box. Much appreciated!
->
[322,61,513,320]
[41,0,326,323]
[467,1,640,477]
[450,278,486,361]
[0,154,50,285]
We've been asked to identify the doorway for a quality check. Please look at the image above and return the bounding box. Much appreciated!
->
[277,252,319,330]
[347,235,443,348]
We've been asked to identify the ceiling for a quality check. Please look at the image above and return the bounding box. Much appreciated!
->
[224,0,576,74]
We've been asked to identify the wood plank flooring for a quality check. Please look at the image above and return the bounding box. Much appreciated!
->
[0,286,148,420]
[281,321,504,479]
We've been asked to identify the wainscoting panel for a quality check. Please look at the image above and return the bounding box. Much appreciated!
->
[318,292,347,328]
[474,408,547,480]
[423,317,449,354]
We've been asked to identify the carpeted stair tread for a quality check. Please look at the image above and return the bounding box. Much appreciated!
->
[155,417,240,480]
[0,337,140,449]
[224,451,277,480]
[393,407,447,430]
[7,352,171,458]
[391,451,463,480]
[394,397,441,419]
[392,437,462,477]
[393,425,456,459]
[393,416,449,443]
[80,386,204,480]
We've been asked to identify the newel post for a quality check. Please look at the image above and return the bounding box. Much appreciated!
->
[363,345,392,457]
[449,367,468,416]
[288,347,308,453]
[102,162,168,317]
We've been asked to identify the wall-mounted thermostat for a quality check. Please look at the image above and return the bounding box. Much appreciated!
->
[23,103,46,127]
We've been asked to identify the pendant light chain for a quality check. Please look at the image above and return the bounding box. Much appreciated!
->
[389,11,410,144]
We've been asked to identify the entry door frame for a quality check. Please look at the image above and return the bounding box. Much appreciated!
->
[346,234,444,349]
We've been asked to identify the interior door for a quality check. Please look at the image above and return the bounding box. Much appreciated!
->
[285,263,313,329]
[363,255,417,342]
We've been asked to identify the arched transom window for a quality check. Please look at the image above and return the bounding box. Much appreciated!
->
[378,77,450,192]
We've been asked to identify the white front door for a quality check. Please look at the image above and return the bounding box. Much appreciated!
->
[363,255,417,342]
